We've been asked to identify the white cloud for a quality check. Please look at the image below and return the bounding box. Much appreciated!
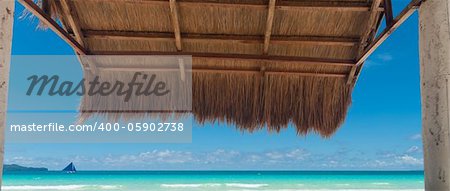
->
[410,133,422,140]
[406,146,421,153]
[395,155,423,165]
[376,53,393,62]
[363,60,378,68]
[265,152,284,160]
[5,147,423,170]
[285,149,310,160]
[205,149,240,164]
[364,52,394,68]
[373,160,389,167]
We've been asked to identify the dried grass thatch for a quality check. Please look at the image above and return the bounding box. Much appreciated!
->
[35,0,384,137]
[192,73,352,136]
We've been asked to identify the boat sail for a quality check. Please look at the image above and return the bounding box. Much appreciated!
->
[62,162,76,173]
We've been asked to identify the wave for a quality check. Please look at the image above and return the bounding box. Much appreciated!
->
[161,183,269,189]
[3,185,86,190]
[98,185,122,189]
[371,182,391,185]
[335,183,351,186]
[225,183,269,188]
[2,184,122,190]
[160,183,221,188]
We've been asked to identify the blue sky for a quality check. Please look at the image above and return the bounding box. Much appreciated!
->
[5,0,423,170]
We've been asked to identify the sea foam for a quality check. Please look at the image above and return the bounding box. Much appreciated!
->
[160,183,221,188]
[2,184,122,190]
[225,183,269,188]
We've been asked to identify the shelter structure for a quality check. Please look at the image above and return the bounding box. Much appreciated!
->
[20,0,406,136]
[3,0,450,190]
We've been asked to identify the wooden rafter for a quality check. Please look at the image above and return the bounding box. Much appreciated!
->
[169,0,182,51]
[83,30,359,47]
[57,0,100,73]
[85,0,383,12]
[384,0,394,26]
[356,0,422,66]
[349,0,423,85]
[18,0,88,55]
[22,0,423,85]
[59,0,85,47]
[263,0,276,54]
[360,0,384,52]
[91,51,355,67]
[88,67,347,78]
[346,0,383,84]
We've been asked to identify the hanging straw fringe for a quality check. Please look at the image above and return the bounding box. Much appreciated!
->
[78,71,351,137]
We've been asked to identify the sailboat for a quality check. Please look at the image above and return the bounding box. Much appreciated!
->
[62,162,76,173]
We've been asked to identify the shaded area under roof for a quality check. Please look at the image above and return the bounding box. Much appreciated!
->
[27,0,390,136]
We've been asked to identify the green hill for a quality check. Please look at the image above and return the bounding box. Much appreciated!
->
[3,164,48,172]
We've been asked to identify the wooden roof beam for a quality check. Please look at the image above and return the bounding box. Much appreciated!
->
[169,0,182,51]
[361,0,384,50]
[20,0,99,73]
[57,0,99,73]
[88,66,347,78]
[260,0,276,89]
[59,0,85,47]
[83,30,360,47]
[263,0,276,54]
[91,51,355,67]
[347,0,383,84]
[18,0,88,55]
[349,0,423,85]
[85,0,382,12]
[384,0,394,27]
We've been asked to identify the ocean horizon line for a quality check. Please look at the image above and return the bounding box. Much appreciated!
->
[7,169,424,172]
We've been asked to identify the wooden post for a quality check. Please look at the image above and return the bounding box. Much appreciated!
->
[419,0,450,190]
[0,0,14,188]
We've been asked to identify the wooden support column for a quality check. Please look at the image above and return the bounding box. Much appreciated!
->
[419,0,450,190]
[0,0,14,187]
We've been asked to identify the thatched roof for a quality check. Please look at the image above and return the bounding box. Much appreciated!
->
[34,0,386,137]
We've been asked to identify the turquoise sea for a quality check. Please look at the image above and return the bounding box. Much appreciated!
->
[3,171,424,191]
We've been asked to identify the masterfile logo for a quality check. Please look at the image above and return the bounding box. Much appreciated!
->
[26,72,171,102]
[6,55,193,143]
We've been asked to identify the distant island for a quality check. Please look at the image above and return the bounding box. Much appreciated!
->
[3,164,48,172]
